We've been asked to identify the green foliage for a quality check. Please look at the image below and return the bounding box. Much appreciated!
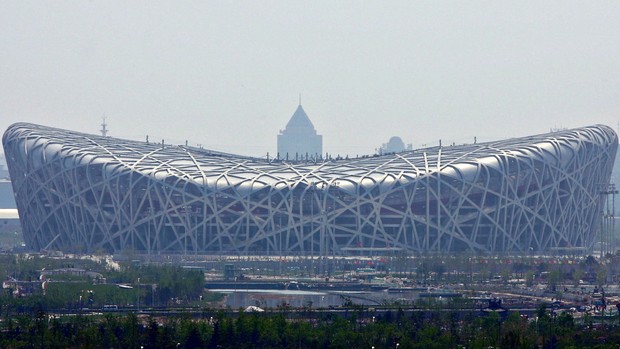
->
[7,253,620,348]
[107,264,204,306]
[0,255,214,316]
[548,268,562,292]
[2,305,620,349]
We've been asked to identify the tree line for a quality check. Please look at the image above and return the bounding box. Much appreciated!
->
[2,305,620,348]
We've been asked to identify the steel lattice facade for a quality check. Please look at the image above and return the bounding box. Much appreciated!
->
[2,123,617,255]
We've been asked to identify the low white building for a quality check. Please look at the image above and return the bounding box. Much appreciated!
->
[0,180,16,208]
[0,208,21,249]
[0,209,19,230]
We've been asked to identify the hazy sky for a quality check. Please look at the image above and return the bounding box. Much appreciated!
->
[1,1,619,158]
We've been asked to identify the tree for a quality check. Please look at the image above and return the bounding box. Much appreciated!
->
[525,271,535,287]
[433,261,447,283]
[500,312,534,348]
[596,268,608,288]
[183,325,204,349]
[548,268,561,292]
[572,268,584,288]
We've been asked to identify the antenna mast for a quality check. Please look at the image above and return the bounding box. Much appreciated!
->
[100,116,108,137]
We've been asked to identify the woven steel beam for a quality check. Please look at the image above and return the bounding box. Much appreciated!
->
[2,123,617,256]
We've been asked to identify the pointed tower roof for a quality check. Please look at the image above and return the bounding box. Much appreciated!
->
[278,103,323,160]
[283,104,316,133]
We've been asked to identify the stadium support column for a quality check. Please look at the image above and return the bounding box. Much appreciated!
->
[193,211,198,261]
[202,187,208,255]
[147,214,152,258]
[437,148,442,254]
[600,185,606,258]
[424,152,430,251]
[607,184,619,255]
[613,185,617,254]
[309,184,314,259]
[320,183,326,269]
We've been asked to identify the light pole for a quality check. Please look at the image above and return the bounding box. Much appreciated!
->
[600,184,618,257]
[137,277,140,312]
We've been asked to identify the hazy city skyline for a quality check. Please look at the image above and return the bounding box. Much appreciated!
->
[2,1,620,158]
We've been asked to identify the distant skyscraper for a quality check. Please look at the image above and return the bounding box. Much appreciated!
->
[0,180,16,209]
[0,154,8,179]
[277,104,322,161]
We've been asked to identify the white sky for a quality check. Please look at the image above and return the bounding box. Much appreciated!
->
[1,1,619,158]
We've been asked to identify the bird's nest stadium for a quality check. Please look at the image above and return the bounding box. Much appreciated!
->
[2,123,617,256]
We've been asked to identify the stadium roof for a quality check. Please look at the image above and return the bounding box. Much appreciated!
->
[3,122,617,255]
[3,122,614,193]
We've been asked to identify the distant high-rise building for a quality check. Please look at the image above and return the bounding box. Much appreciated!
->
[277,104,322,161]
[0,153,17,210]
[0,180,16,209]
[0,154,8,179]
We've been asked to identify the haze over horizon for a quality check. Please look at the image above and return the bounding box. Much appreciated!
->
[2,1,620,158]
